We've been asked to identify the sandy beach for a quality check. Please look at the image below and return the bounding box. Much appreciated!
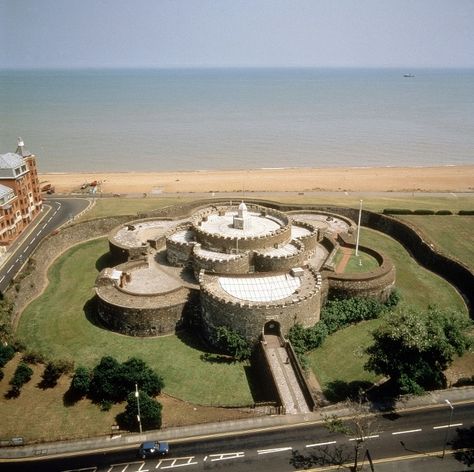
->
[39,165,474,195]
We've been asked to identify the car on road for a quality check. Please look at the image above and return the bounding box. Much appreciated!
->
[138,441,169,459]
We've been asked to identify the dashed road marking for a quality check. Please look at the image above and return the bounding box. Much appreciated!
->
[349,434,379,441]
[31,237,36,243]
[42,223,48,230]
[107,462,143,472]
[306,441,337,448]
[206,452,245,462]
[0,275,5,283]
[62,468,97,472]
[257,446,292,455]
[156,456,198,469]
[433,423,463,430]
[392,429,422,435]
[7,266,13,273]
[47,216,53,222]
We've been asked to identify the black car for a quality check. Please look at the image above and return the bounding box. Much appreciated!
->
[138,441,169,459]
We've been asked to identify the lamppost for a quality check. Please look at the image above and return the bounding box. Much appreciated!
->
[442,399,454,459]
[355,199,363,257]
[135,383,143,434]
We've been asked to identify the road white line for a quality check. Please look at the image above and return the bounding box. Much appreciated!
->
[7,266,13,273]
[0,276,5,283]
[258,446,293,455]
[433,423,463,430]
[107,462,142,472]
[42,223,48,230]
[306,441,337,448]
[157,456,198,468]
[36,231,41,236]
[23,248,28,254]
[349,435,379,441]
[47,217,53,222]
[208,452,245,462]
[392,429,422,435]
[31,237,36,243]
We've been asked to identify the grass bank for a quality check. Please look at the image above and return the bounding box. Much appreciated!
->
[17,238,254,407]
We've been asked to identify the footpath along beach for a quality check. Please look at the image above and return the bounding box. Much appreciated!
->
[39,165,474,194]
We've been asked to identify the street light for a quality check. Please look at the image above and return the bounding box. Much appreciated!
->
[135,383,143,434]
[442,399,454,459]
[355,199,363,257]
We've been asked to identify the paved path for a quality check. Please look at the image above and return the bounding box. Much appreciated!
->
[265,335,310,414]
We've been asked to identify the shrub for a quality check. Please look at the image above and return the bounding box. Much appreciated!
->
[0,344,15,368]
[89,356,164,403]
[22,350,46,364]
[9,362,33,396]
[213,326,252,361]
[412,209,435,215]
[41,360,72,388]
[382,209,413,215]
[71,366,92,397]
[0,369,3,381]
[435,210,453,215]
[458,210,474,215]
[117,391,163,432]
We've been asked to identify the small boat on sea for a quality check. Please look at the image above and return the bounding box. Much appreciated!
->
[403,73,415,78]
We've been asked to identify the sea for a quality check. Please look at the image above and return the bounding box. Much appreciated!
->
[0,68,473,173]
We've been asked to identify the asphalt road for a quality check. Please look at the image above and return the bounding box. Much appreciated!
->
[0,197,90,293]
[4,401,473,472]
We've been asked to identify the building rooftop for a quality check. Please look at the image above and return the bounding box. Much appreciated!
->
[0,153,23,169]
[218,273,301,302]
[199,211,281,238]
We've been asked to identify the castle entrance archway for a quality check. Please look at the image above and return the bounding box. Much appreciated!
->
[264,320,281,336]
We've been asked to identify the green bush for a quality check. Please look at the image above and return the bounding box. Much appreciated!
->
[89,356,164,403]
[22,350,46,364]
[71,366,92,397]
[413,209,436,215]
[0,344,15,368]
[9,362,33,396]
[435,210,453,215]
[117,391,163,432]
[382,209,413,215]
[289,294,398,358]
[212,326,252,361]
[458,210,474,215]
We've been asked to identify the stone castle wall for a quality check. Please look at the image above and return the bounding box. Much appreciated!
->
[199,268,322,343]
[253,240,307,273]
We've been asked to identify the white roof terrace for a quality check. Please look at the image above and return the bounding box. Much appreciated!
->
[218,273,301,302]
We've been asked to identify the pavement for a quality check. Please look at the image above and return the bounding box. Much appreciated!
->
[1,386,473,461]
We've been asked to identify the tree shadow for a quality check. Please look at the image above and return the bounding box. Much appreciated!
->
[95,252,114,272]
[289,445,352,470]
[4,387,20,399]
[200,352,234,364]
[175,329,212,354]
[323,380,373,403]
[63,387,83,407]
[451,426,474,467]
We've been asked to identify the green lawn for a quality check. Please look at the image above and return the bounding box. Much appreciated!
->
[359,228,466,312]
[400,215,474,272]
[333,249,379,273]
[17,238,253,407]
[307,319,384,401]
[82,196,192,220]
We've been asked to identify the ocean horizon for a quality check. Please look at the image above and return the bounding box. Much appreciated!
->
[1,67,473,173]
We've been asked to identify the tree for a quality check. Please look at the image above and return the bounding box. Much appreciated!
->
[71,366,92,397]
[214,326,252,361]
[117,391,162,431]
[0,344,15,368]
[365,306,472,394]
[88,356,164,403]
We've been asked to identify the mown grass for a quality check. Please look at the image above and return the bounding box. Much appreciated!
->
[333,249,379,273]
[81,193,474,220]
[82,196,192,220]
[17,238,253,407]
[400,215,474,272]
[307,227,468,398]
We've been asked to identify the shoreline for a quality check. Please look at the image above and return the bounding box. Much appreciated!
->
[39,165,474,195]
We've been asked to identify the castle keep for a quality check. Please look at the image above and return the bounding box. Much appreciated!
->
[95,202,395,344]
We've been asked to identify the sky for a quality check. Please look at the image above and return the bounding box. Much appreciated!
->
[1,0,473,69]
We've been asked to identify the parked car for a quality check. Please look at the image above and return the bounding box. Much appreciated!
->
[138,441,169,459]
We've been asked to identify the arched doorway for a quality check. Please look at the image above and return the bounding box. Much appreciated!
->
[264,320,281,336]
